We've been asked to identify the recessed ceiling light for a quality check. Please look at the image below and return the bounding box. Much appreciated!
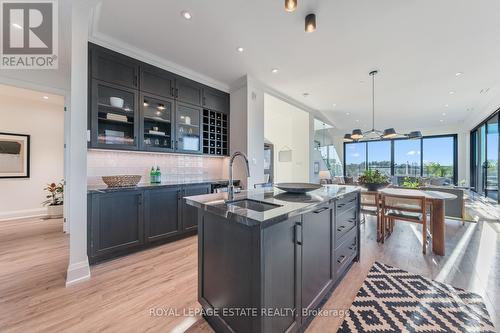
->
[284,0,297,12]
[181,10,192,20]
[305,13,317,33]
[271,68,279,74]
[455,72,463,77]
[449,91,455,95]
[42,96,49,100]
[12,23,22,30]
[442,112,446,116]
[236,47,244,53]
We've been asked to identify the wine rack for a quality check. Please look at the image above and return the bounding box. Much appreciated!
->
[202,109,228,156]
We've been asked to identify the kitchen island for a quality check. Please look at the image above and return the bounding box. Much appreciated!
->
[185,185,361,333]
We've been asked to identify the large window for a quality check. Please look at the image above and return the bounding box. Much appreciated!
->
[345,142,366,178]
[422,136,456,181]
[394,139,421,177]
[344,134,457,183]
[367,141,391,176]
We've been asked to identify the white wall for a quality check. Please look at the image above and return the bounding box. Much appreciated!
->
[0,86,64,220]
[264,94,310,183]
[229,76,265,189]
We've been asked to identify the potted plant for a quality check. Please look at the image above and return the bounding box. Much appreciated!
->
[401,177,422,189]
[42,181,64,218]
[358,169,390,191]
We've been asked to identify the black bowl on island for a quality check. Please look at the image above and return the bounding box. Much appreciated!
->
[275,183,322,194]
[361,182,388,192]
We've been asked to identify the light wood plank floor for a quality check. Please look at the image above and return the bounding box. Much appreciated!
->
[1,213,499,332]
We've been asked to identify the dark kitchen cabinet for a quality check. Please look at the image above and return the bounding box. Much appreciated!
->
[88,43,230,156]
[140,64,176,99]
[262,217,302,332]
[144,187,181,243]
[301,205,334,313]
[89,190,144,262]
[176,77,202,106]
[182,184,211,231]
[90,45,139,89]
[203,87,229,113]
[140,93,175,152]
[90,79,139,150]
[175,102,202,154]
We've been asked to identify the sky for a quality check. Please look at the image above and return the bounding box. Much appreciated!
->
[346,137,455,166]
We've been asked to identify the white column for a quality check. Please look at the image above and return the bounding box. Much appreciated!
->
[65,1,92,286]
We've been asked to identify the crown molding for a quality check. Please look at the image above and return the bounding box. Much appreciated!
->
[88,5,229,93]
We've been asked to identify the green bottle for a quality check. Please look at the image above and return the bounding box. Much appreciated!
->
[155,166,161,183]
[150,167,155,184]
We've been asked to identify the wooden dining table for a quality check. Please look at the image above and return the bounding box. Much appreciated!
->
[364,188,457,256]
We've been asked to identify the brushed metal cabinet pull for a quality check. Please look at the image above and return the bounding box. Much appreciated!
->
[313,207,329,214]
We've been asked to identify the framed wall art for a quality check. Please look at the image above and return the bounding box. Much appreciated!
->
[0,133,30,178]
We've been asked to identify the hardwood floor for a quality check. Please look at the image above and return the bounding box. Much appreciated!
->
[1,211,499,332]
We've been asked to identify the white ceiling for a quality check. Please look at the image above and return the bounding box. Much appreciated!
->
[94,0,500,132]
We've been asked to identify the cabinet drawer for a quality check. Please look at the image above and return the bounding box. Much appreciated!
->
[334,228,357,279]
[336,193,358,215]
[335,205,357,242]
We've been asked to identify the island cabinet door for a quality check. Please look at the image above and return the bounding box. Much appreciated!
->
[301,205,334,314]
[181,184,211,231]
[144,187,181,243]
[262,218,302,333]
[89,190,144,261]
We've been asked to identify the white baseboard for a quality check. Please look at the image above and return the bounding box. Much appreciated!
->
[66,258,91,286]
[0,208,47,222]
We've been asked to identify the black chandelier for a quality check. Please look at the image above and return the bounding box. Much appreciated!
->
[343,70,422,142]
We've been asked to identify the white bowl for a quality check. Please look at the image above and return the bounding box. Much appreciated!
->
[109,97,124,108]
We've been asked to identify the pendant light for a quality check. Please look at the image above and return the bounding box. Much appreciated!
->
[285,0,297,12]
[305,14,316,32]
[343,70,422,142]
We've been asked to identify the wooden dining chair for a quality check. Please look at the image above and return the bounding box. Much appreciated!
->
[381,194,428,254]
[360,192,382,240]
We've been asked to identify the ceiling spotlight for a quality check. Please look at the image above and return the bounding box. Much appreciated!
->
[455,72,463,77]
[143,101,149,107]
[181,10,192,20]
[271,68,279,74]
[285,0,297,12]
[449,91,455,95]
[42,96,49,100]
[305,13,316,33]
[237,47,244,53]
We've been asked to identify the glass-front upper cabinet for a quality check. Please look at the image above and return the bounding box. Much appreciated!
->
[176,102,202,153]
[91,80,138,150]
[141,94,174,152]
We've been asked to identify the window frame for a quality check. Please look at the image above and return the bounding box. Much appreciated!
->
[343,133,458,184]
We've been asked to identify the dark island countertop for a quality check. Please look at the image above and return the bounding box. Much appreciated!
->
[185,185,360,227]
[87,179,238,193]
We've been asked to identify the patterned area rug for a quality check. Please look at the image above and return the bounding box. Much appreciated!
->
[339,262,496,332]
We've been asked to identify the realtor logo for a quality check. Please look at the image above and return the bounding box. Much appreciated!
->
[1,0,58,69]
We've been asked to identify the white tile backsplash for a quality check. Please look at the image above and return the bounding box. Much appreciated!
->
[87,149,228,185]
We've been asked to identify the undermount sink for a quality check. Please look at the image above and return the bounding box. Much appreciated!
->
[226,199,282,212]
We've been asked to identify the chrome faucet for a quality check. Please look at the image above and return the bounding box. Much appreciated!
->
[228,151,250,201]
